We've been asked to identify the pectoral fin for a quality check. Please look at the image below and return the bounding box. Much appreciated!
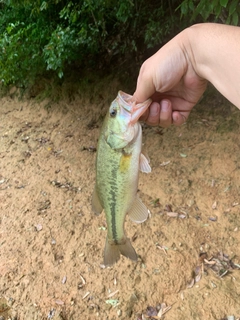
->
[91,185,103,215]
[128,195,149,223]
[139,153,151,173]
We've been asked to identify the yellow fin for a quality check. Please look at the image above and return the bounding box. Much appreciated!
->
[139,153,151,173]
[91,185,103,215]
[104,237,138,266]
[128,195,149,223]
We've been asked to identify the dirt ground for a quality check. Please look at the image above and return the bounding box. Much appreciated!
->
[0,84,240,320]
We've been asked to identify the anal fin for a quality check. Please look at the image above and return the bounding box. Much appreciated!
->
[128,195,149,223]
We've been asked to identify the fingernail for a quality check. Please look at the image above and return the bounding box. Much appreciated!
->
[161,100,169,112]
[151,102,159,116]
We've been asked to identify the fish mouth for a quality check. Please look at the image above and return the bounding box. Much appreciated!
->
[117,91,152,124]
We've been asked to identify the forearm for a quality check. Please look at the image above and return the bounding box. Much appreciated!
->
[185,23,240,108]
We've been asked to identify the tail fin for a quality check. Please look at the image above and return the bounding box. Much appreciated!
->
[104,237,138,267]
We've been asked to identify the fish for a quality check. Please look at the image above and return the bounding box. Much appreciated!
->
[92,91,152,266]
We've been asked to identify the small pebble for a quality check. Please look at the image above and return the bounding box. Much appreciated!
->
[212,201,217,209]
[35,224,43,231]
[179,214,186,219]
[117,309,122,317]
[209,216,217,222]
[8,297,15,306]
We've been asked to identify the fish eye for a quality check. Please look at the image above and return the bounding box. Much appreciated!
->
[110,108,117,117]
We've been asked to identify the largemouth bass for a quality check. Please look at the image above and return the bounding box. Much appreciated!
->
[92,91,152,266]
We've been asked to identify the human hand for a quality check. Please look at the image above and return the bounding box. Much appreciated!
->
[133,29,207,127]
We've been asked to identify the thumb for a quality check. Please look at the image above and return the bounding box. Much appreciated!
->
[133,62,156,103]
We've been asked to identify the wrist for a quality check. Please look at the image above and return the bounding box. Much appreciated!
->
[180,25,201,78]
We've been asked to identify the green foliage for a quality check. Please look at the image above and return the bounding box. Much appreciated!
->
[0,9,44,85]
[43,25,80,79]
[0,0,239,88]
[0,0,178,86]
[179,0,240,25]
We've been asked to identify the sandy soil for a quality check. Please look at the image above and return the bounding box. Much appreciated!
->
[0,86,240,320]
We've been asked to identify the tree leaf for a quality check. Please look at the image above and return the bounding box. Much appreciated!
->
[229,0,238,15]
[232,11,239,25]
[220,0,228,8]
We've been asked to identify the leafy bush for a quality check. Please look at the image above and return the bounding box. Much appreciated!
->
[179,0,240,25]
[0,7,45,85]
[0,0,179,86]
[0,0,238,87]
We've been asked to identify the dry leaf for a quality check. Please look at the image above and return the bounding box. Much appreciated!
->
[166,212,178,217]
[212,201,217,209]
[160,161,170,166]
[180,153,187,158]
[204,259,216,265]
[232,202,239,207]
[195,273,202,283]
[187,278,195,289]
[209,216,218,221]
[62,276,67,284]
[107,290,119,298]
